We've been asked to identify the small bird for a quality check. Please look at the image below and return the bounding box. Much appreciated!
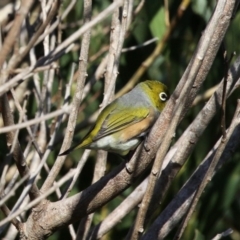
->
[59,80,169,156]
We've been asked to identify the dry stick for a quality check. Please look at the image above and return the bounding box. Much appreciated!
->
[126,0,134,28]
[28,19,47,166]
[102,4,120,105]
[0,94,40,201]
[10,90,43,158]
[0,173,30,208]
[83,1,132,239]
[29,22,54,177]
[0,105,27,232]
[42,64,75,197]
[61,150,92,200]
[47,64,78,238]
[0,204,21,232]
[76,153,105,239]
[211,229,233,240]
[0,169,79,228]
[88,177,148,239]
[3,224,19,240]
[1,92,37,216]
[0,0,124,97]
[77,0,126,238]
[192,84,218,106]
[134,0,145,16]
[0,0,34,70]
[7,0,60,72]
[40,0,56,113]
[35,0,77,46]
[0,64,73,234]
[221,51,235,138]
[0,107,70,134]
[36,0,125,67]
[1,129,46,210]
[75,150,103,240]
[0,92,27,195]
[115,0,190,98]
[33,61,75,195]
[12,64,59,74]
[164,0,170,27]
[40,0,93,194]
[10,110,68,216]
[35,0,57,177]
[46,35,57,112]
[0,110,31,233]
[122,38,158,52]
[30,55,42,105]
[173,100,240,240]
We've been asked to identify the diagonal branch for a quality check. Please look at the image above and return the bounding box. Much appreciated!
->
[0,0,34,70]
[0,94,40,201]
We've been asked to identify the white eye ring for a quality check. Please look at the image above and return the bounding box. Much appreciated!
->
[159,92,168,102]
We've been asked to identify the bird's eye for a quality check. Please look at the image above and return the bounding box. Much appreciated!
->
[159,92,168,102]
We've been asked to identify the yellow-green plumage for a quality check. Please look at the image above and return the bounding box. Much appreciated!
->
[59,80,169,156]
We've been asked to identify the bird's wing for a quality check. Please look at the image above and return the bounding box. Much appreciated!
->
[93,107,150,140]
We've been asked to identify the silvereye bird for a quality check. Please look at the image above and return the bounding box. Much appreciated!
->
[59,80,169,156]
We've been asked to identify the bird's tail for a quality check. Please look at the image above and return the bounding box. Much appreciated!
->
[58,144,80,156]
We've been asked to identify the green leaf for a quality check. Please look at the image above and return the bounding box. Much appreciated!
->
[149,7,165,39]
[192,0,211,21]
[193,229,205,240]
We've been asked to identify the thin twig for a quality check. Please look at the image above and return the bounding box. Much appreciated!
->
[221,50,235,138]
[0,107,70,134]
[121,37,158,52]
[7,0,60,72]
[211,228,233,240]
[35,0,125,67]
[0,0,34,69]
[0,94,40,201]
[0,0,124,97]
[61,150,91,200]
[88,178,148,239]
[77,0,130,238]
[0,169,79,227]
[0,204,21,231]
[41,0,93,193]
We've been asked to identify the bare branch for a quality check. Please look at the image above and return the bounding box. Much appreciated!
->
[0,0,34,69]
[0,94,40,201]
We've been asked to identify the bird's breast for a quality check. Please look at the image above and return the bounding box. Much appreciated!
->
[88,134,141,155]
